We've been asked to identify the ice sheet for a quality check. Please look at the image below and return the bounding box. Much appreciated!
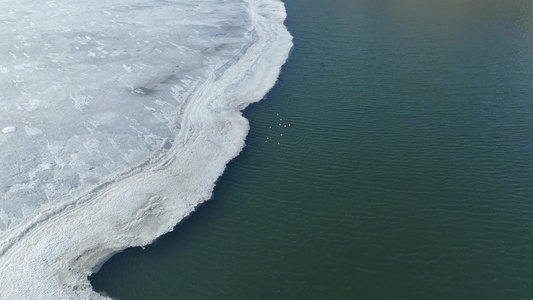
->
[0,0,255,231]
[0,0,292,298]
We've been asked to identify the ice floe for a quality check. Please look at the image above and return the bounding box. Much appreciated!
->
[2,126,16,134]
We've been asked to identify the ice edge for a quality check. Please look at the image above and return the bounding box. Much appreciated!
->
[0,0,292,299]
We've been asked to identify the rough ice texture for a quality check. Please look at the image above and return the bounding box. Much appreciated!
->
[0,0,292,298]
[0,0,255,232]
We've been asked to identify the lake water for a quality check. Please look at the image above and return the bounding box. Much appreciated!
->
[91,0,533,298]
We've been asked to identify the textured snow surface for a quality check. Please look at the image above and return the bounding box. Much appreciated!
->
[0,0,254,231]
[0,0,292,298]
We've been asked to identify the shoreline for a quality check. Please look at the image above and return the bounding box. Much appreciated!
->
[0,0,292,298]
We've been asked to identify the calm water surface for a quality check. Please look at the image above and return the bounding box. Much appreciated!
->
[91,0,533,298]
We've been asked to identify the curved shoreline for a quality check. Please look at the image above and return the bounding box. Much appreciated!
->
[0,0,292,298]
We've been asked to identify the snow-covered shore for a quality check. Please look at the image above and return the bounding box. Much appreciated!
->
[0,0,292,298]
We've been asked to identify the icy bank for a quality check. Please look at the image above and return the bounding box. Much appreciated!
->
[0,0,292,298]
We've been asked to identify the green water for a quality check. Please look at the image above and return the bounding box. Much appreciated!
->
[91,0,533,298]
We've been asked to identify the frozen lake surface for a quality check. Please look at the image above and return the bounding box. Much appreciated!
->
[0,0,292,298]
[0,0,254,232]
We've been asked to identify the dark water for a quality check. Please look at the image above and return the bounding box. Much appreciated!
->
[91,0,533,298]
